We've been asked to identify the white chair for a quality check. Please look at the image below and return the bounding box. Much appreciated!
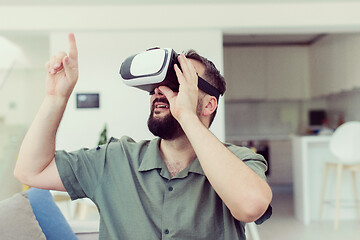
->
[319,121,360,229]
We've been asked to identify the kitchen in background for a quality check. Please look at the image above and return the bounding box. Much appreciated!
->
[222,33,360,191]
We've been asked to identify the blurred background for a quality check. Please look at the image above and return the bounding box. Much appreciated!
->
[1,0,360,239]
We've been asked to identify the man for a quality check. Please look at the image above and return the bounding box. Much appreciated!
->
[14,33,272,239]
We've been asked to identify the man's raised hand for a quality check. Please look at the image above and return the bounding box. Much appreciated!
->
[45,33,78,99]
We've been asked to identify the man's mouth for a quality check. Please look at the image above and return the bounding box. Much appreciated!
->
[155,103,169,109]
[153,98,170,112]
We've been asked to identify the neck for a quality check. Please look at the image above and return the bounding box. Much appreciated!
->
[159,135,197,177]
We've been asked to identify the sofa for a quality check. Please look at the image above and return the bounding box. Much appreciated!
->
[0,188,99,240]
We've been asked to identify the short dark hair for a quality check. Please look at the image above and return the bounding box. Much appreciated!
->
[184,50,226,125]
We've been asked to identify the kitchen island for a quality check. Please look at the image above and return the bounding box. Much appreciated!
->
[292,135,358,225]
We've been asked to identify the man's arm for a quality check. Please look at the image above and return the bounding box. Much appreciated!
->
[14,33,79,191]
[179,116,272,222]
[160,54,272,223]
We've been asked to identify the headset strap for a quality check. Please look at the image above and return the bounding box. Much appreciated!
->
[149,76,220,101]
[197,75,220,101]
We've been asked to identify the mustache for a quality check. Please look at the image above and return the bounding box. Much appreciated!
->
[153,97,169,106]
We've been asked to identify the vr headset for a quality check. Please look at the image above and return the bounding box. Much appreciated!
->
[119,47,220,100]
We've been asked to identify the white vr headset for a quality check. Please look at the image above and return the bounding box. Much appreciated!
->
[119,47,220,100]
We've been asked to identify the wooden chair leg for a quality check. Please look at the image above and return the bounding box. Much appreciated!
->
[319,164,330,221]
[334,164,343,230]
[351,171,360,219]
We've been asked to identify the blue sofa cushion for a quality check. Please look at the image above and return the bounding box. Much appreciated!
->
[26,188,77,240]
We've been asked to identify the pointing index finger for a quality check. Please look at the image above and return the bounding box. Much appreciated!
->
[68,32,78,60]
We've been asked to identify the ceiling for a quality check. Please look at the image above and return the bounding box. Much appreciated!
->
[0,0,352,5]
[0,1,353,45]
[223,34,325,46]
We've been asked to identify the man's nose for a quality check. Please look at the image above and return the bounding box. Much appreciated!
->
[153,87,164,96]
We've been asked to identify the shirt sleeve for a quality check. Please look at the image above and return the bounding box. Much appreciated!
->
[55,145,107,200]
[226,144,272,224]
[226,144,268,181]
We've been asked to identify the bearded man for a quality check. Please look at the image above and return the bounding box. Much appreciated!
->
[14,33,272,240]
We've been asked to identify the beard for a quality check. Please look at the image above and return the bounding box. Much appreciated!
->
[148,95,204,140]
[147,98,185,140]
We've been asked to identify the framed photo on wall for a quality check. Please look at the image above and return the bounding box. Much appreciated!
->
[76,93,100,109]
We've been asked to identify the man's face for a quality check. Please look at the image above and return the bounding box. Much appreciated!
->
[147,93,184,140]
[147,92,205,140]
[147,59,206,140]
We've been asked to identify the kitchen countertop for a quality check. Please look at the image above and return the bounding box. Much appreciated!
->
[226,134,293,142]
[292,135,356,224]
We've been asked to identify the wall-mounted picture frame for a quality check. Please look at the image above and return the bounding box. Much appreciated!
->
[76,93,100,109]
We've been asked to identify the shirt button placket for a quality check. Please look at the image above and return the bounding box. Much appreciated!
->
[162,182,174,239]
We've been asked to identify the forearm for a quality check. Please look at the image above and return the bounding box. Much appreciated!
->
[15,95,68,180]
[181,116,272,222]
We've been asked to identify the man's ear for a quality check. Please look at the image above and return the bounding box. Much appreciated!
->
[202,96,218,117]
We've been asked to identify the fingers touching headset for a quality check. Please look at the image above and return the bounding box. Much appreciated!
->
[176,54,198,88]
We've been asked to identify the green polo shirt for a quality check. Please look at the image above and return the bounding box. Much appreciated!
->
[55,136,268,240]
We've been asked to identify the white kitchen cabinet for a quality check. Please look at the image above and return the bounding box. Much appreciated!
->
[345,34,360,90]
[310,33,360,98]
[330,35,348,93]
[265,46,310,100]
[224,34,360,101]
[223,46,266,100]
[224,45,310,100]
[309,36,331,97]
[311,35,340,97]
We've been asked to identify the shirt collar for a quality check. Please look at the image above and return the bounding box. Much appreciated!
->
[138,138,205,177]
[138,138,164,172]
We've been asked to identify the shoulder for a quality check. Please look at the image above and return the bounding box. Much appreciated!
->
[108,136,152,146]
[106,136,156,152]
[223,142,266,162]
[224,142,268,180]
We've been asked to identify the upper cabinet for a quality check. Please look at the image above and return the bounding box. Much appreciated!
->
[224,45,310,101]
[310,33,360,98]
[265,46,310,100]
[224,33,360,101]
[345,34,360,90]
[223,47,266,100]
[310,34,347,97]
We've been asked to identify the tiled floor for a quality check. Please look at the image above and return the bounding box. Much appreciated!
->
[256,190,360,240]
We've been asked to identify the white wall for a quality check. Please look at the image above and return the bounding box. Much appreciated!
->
[0,34,48,199]
[51,30,225,151]
[0,34,48,125]
[0,69,46,125]
[1,3,360,34]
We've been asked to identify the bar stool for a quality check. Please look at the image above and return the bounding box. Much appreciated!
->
[319,121,360,229]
